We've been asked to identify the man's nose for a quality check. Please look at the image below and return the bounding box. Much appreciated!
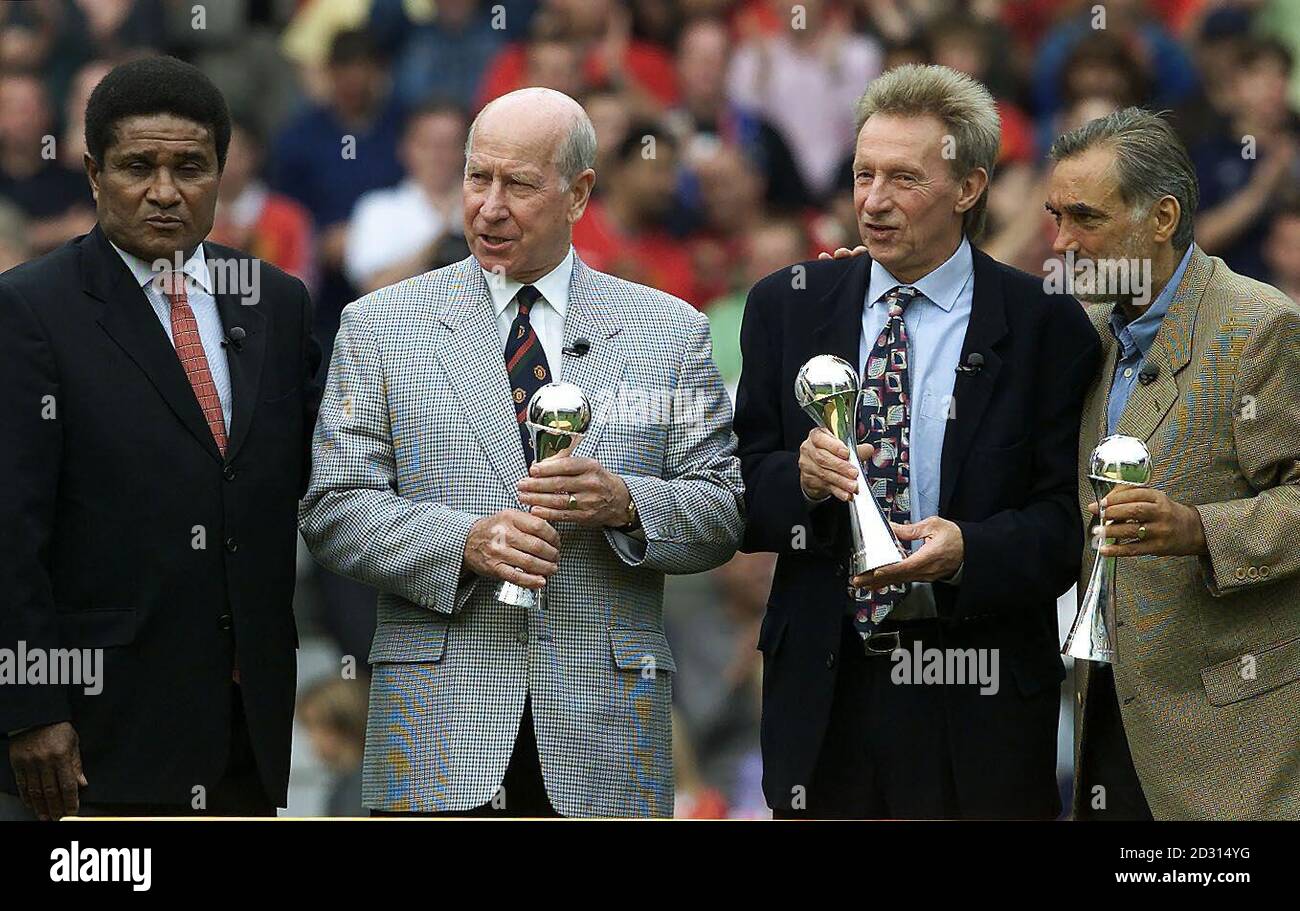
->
[146,169,181,207]
[1051,224,1078,257]
[860,177,892,215]
[479,179,509,221]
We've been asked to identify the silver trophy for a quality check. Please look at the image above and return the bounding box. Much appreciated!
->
[498,382,592,609]
[795,355,906,599]
[1063,434,1152,664]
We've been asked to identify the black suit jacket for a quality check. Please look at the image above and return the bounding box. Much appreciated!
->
[736,247,1101,817]
[0,224,321,806]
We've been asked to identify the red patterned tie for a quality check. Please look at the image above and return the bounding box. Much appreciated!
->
[160,272,227,456]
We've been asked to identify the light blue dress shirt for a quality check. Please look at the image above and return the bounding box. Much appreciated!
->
[1105,243,1195,434]
[861,236,975,529]
[858,237,974,617]
[110,241,233,434]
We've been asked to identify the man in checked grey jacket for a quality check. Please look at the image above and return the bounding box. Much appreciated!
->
[299,88,744,818]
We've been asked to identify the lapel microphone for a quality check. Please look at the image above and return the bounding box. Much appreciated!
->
[1138,363,1160,385]
[221,326,246,352]
[563,338,591,358]
[955,352,984,376]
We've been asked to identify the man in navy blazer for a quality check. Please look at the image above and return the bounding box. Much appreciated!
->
[736,65,1100,818]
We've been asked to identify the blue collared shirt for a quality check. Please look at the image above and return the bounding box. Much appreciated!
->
[110,241,233,433]
[861,236,975,529]
[1105,244,1195,434]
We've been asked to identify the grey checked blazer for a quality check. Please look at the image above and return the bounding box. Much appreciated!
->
[299,253,744,817]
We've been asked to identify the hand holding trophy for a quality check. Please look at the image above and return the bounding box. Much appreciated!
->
[1063,434,1152,663]
[795,355,907,598]
[498,381,592,609]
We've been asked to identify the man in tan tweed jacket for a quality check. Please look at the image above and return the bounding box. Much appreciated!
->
[1046,108,1300,820]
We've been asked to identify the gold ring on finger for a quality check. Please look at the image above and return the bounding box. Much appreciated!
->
[1138,525,1147,540]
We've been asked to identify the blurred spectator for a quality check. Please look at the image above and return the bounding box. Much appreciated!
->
[478,0,678,112]
[298,677,369,817]
[1194,36,1300,280]
[58,57,113,163]
[279,0,372,103]
[667,17,810,211]
[211,120,317,292]
[704,217,807,391]
[1263,199,1300,299]
[0,71,94,255]
[270,29,404,355]
[727,0,883,204]
[1032,0,1196,123]
[368,0,508,111]
[589,122,699,304]
[1173,6,1252,148]
[0,199,32,273]
[344,100,469,293]
[687,143,773,304]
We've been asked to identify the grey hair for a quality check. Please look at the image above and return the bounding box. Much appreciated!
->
[854,64,1001,240]
[1049,107,1199,252]
[465,90,597,188]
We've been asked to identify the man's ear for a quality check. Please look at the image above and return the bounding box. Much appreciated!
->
[567,168,596,224]
[954,166,990,215]
[1150,195,1181,245]
[84,153,100,203]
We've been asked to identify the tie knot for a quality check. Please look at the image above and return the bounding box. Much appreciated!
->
[884,285,918,315]
[157,270,188,305]
[516,285,542,316]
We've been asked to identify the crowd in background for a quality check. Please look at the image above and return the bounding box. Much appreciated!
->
[2,0,1298,817]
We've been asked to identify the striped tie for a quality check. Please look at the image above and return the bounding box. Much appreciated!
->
[504,285,552,464]
[160,272,227,457]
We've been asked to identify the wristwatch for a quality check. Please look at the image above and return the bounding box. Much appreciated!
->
[615,495,641,533]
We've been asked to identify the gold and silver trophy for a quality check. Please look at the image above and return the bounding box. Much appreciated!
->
[1063,434,1152,664]
[795,355,907,599]
[498,381,592,609]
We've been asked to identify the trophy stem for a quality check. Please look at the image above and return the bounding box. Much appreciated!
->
[1064,503,1117,664]
[844,439,907,577]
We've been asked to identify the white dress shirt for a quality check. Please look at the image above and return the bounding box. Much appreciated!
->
[481,246,574,378]
[345,178,450,288]
[110,241,232,433]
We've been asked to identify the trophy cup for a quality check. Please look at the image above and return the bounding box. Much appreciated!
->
[498,381,592,609]
[795,355,907,598]
[1063,434,1152,664]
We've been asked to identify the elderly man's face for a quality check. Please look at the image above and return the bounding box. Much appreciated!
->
[853,113,978,282]
[87,113,221,264]
[1046,144,1154,303]
[463,108,593,284]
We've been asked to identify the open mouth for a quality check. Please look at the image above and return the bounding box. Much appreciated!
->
[478,234,515,249]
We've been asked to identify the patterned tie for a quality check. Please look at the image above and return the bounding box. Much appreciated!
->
[504,285,553,465]
[853,284,919,636]
[160,272,227,457]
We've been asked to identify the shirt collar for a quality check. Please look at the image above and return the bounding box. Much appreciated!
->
[110,240,213,295]
[867,236,973,312]
[1107,243,1196,359]
[481,246,575,319]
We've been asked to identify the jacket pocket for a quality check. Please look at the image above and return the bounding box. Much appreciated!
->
[368,620,449,664]
[55,609,135,648]
[1202,635,1300,706]
[609,626,677,675]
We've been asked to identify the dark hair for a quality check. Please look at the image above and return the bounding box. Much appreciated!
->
[328,29,382,67]
[84,56,232,170]
[615,121,677,164]
[1240,36,1294,74]
[406,96,468,132]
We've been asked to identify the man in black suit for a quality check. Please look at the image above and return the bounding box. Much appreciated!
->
[736,64,1100,818]
[0,56,320,818]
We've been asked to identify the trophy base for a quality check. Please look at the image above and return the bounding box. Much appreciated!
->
[497,580,537,609]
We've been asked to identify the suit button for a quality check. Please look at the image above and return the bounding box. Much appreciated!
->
[223,465,237,481]
[1115,619,1125,628]
[217,614,233,630]
[1123,696,1135,706]
[1234,567,1247,581]
[225,537,239,553]
[836,563,847,576]
[826,652,836,670]
[516,630,529,645]
[1260,565,1271,578]
[1247,566,1260,580]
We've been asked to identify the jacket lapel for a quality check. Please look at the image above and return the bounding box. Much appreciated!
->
[1113,247,1210,445]
[938,248,1008,514]
[434,259,531,492]
[87,225,224,463]
[562,256,625,459]
[214,283,266,463]
[810,254,871,372]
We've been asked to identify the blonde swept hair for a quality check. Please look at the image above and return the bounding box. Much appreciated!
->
[854,64,1001,240]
